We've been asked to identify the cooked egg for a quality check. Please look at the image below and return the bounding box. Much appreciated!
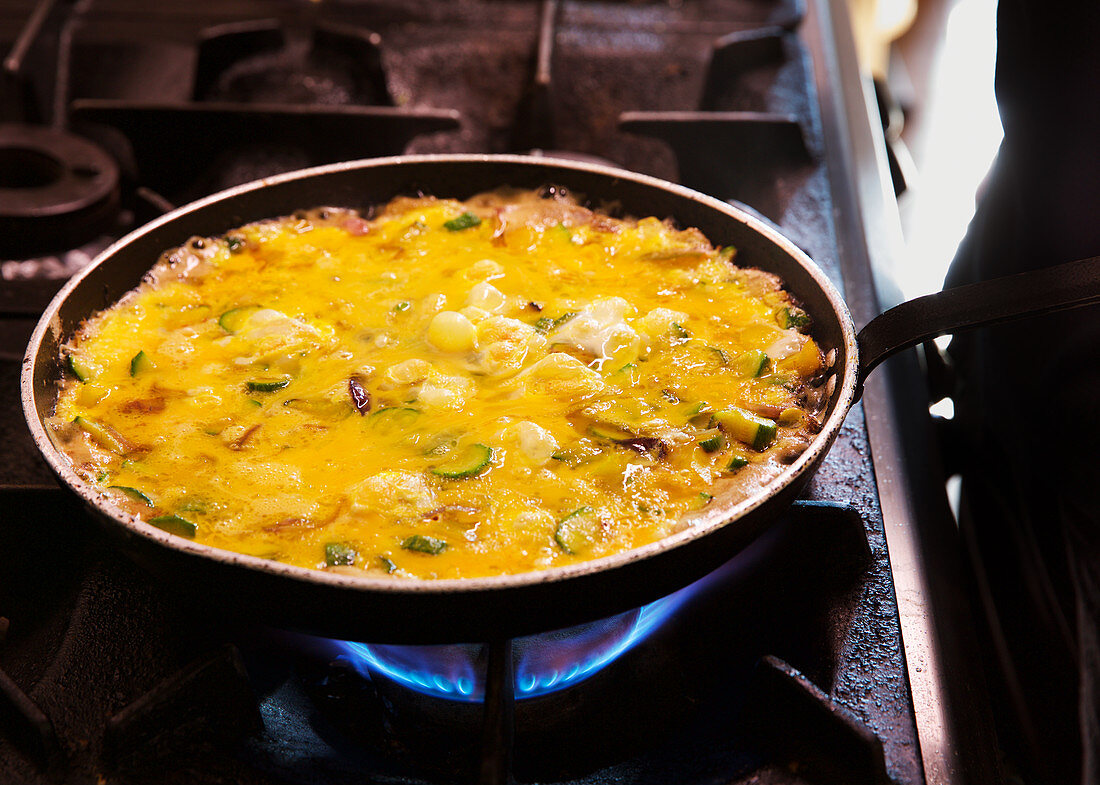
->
[52,190,825,579]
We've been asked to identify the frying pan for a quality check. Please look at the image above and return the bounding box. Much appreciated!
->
[20,155,1100,644]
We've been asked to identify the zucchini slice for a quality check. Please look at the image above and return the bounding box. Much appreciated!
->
[108,485,153,506]
[246,378,291,392]
[324,542,358,566]
[707,346,729,366]
[74,416,132,455]
[149,514,197,538]
[550,441,602,466]
[443,211,481,231]
[218,305,262,333]
[431,443,492,479]
[534,311,579,335]
[733,349,769,378]
[66,353,95,383]
[669,400,708,426]
[586,421,667,459]
[714,407,778,451]
[402,534,448,554]
[370,407,420,433]
[587,421,634,442]
[611,362,640,385]
[554,507,601,555]
[778,306,811,330]
[726,455,749,472]
[698,435,724,453]
[129,350,155,376]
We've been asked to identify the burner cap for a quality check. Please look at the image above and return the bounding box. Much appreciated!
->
[0,123,120,257]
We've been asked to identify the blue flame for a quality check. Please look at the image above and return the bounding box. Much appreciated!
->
[335,588,693,702]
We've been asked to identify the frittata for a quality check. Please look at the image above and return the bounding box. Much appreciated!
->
[50,189,826,579]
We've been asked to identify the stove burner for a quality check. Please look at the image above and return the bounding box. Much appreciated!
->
[337,591,686,702]
[0,123,119,256]
[194,19,392,107]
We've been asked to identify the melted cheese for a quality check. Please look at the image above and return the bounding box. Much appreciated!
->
[52,191,825,579]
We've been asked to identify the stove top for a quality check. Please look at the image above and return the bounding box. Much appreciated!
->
[0,0,992,782]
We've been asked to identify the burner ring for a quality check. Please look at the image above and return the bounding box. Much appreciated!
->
[0,123,120,256]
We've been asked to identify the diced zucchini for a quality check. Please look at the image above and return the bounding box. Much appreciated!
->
[585,421,666,458]
[129,350,155,376]
[282,397,352,420]
[401,534,448,554]
[423,434,459,457]
[369,407,421,434]
[325,542,358,566]
[536,311,578,335]
[714,407,778,451]
[66,353,95,383]
[778,306,811,330]
[669,400,708,426]
[379,555,398,573]
[553,311,579,328]
[692,412,716,429]
[178,498,209,514]
[726,455,749,472]
[401,220,427,240]
[74,416,130,454]
[149,514,197,538]
[225,235,245,254]
[708,346,729,366]
[218,305,261,333]
[108,485,152,506]
[587,421,634,442]
[550,440,603,466]
[246,378,290,392]
[734,350,769,378]
[695,492,714,509]
[443,212,481,231]
[670,322,691,339]
[582,449,633,475]
[778,408,805,426]
[532,316,553,334]
[393,301,411,312]
[554,507,601,555]
[431,443,492,478]
[641,249,709,263]
[698,435,724,453]
[612,362,639,383]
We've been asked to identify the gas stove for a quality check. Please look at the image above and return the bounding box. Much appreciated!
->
[1,1,999,783]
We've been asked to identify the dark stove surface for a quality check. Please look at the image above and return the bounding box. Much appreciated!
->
[2,1,924,783]
[0,488,918,785]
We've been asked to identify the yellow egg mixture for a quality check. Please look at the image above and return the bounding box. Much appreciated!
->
[52,189,826,579]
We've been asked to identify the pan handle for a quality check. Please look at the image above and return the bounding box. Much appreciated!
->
[855,254,1100,396]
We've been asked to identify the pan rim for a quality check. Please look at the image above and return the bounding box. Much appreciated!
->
[21,153,860,597]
